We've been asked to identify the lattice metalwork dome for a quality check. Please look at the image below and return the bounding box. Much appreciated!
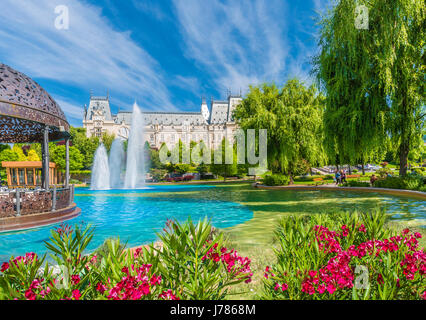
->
[0,63,70,143]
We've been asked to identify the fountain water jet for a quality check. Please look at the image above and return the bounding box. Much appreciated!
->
[124,102,146,189]
[109,138,124,188]
[91,143,110,190]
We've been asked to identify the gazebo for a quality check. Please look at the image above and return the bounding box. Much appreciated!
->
[0,63,80,231]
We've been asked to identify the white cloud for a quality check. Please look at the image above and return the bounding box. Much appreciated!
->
[54,97,84,123]
[172,0,313,95]
[131,0,169,21]
[0,0,175,116]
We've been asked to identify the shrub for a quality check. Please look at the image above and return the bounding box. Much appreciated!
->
[374,176,424,191]
[412,168,425,175]
[263,174,290,186]
[376,167,393,178]
[342,181,370,187]
[262,210,425,300]
[0,219,252,300]
[145,218,252,299]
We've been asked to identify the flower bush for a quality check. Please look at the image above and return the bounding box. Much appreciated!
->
[262,210,425,300]
[144,218,252,299]
[0,219,252,300]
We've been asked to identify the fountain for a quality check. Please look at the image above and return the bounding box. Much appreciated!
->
[109,138,124,188]
[90,103,147,190]
[91,143,110,190]
[124,102,146,189]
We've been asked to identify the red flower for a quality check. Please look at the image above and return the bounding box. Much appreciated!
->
[1,262,9,272]
[71,275,80,286]
[96,282,107,294]
[159,289,179,300]
[25,289,36,300]
[376,274,384,285]
[326,284,336,294]
[150,275,161,286]
[72,289,81,300]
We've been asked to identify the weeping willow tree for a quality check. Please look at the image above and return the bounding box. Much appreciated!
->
[314,0,425,176]
[233,79,327,182]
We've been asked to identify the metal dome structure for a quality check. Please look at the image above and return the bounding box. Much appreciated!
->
[0,63,70,143]
[0,64,80,232]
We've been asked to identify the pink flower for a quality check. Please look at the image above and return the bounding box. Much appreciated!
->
[326,284,336,294]
[96,282,107,294]
[133,248,143,258]
[72,289,81,300]
[159,290,179,300]
[1,262,9,272]
[281,283,288,291]
[71,275,80,286]
[25,289,36,300]
[150,274,161,286]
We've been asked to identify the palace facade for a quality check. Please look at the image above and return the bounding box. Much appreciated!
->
[82,94,242,149]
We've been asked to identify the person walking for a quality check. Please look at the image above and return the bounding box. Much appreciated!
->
[335,170,341,185]
[341,170,347,184]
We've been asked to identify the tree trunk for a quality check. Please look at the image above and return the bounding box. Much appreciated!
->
[348,164,352,175]
[399,141,409,176]
[361,164,365,175]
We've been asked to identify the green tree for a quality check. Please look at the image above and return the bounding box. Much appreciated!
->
[234,80,327,182]
[26,149,40,161]
[101,131,116,153]
[50,144,84,171]
[11,145,27,161]
[315,0,425,176]
[0,148,19,179]
[69,127,100,170]
[210,138,238,181]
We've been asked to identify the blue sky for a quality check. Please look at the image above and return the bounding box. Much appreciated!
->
[0,0,329,126]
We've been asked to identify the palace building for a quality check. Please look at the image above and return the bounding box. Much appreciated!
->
[82,94,242,149]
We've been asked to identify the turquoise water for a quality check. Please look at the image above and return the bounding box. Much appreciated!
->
[0,185,253,262]
[0,185,424,263]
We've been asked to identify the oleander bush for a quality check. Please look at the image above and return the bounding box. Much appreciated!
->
[0,219,252,300]
[263,174,290,186]
[262,210,425,300]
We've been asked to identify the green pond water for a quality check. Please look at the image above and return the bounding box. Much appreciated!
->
[148,183,425,248]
